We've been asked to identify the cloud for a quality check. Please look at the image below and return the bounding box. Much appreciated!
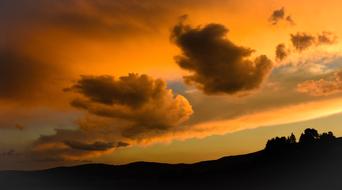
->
[151,97,342,143]
[297,70,342,96]
[275,32,339,63]
[318,32,338,45]
[32,129,122,161]
[32,74,193,161]
[269,7,285,25]
[66,74,166,107]
[275,44,289,61]
[291,32,338,51]
[1,0,212,40]
[291,33,316,51]
[68,74,193,138]
[51,0,217,38]
[269,7,295,25]
[171,20,273,95]
[117,141,130,147]
[64,141,120,151]
[286,16,295,25]
[0,49,61,101]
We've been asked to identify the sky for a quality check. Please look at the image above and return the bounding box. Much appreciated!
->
[1,0,342,170]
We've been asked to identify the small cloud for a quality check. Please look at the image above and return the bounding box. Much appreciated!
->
[275,44,289,61]
[117,141,130,148]
[286,16,295,25]
[269,7,295,25]
[291,33,316,51]
[64,141,116,151]
[318,32,338,45]
[269,7,285,25]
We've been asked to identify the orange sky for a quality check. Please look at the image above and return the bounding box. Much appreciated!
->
[0,0,342,170]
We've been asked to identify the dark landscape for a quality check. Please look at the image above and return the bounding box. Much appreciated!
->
[1,128,342,190]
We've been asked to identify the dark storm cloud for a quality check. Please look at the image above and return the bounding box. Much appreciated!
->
[0,49,58,100]
[275,44,289,61]
[171,21,273,95]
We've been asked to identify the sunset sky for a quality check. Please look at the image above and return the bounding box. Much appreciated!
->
[1,0,342,170]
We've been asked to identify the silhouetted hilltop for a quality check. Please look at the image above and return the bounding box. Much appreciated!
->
[1,128,342,190]
[265,128,337,152]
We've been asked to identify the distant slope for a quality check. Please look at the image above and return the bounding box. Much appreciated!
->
[2,138,342,190]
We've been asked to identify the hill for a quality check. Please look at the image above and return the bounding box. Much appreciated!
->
[1,128,342,190]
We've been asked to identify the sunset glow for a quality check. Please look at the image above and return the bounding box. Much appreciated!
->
[1,0,342,170]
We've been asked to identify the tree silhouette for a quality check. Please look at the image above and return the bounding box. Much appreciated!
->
[319,132,336,144]
[265,133,296,151]
[299,128,319,145]
[265,129,337,152]
[288,133,296,144]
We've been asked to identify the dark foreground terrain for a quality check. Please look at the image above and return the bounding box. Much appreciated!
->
[1,129,342,190]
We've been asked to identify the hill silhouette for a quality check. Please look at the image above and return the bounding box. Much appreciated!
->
[1,128,342,190]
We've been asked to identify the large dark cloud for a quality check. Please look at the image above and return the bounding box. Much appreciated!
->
[68,74,193,137]
[67,75,166,107]
[32,74,193,161]
[171,20,273,95]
